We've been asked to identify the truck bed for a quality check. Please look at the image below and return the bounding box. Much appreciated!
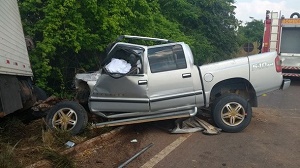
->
[0,0,32,76]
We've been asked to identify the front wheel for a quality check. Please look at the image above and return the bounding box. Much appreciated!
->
[212,94,252,133]
[46,101,88,135]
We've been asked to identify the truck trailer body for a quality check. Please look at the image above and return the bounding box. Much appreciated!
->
[0,0,37,117]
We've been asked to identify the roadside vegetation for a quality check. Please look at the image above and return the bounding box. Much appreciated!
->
[0,142,22,168]
[18,0,263,96]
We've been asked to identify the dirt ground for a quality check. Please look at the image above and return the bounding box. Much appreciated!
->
[72,107,300,168]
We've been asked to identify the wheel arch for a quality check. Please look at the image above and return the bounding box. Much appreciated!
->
[209,78,257,107]
[75,79,91,105]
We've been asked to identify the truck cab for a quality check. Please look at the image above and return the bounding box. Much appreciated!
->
[88,40,203,115]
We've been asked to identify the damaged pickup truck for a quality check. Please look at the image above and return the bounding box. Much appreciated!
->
[46,35,290,135]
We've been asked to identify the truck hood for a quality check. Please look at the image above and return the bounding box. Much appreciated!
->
[75,71,101,91]
[75,71,101,82]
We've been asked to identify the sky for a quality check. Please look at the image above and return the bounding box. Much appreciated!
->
[235,0,300,23]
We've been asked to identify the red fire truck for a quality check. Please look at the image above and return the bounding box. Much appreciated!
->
[262,10,300,77]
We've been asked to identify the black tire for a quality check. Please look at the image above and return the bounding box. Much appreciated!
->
[290,12,300,18]
[33,86,48,101]
[46,101,88,135]
[212,94,252,133]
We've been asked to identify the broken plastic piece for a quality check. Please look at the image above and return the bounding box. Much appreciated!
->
[130,139,138,143]
[65,141,75,148]
[171,116,221,135]
[118,143,154,168]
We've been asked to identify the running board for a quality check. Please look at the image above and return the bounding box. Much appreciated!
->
[93,107,197,128]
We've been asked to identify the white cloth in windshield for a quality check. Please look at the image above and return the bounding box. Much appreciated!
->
[105,58,132,74]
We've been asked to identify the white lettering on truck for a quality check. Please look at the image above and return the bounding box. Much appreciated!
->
[252,62,274,71]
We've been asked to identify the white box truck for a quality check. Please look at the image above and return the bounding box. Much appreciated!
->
[0,0,44,118]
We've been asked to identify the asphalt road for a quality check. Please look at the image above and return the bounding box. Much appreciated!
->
[76,79,300,168]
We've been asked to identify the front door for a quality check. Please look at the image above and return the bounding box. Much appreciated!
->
[89,74,149,113]
[89,44,149,113]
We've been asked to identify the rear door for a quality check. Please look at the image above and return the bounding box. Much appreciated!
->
[147,44,197,112]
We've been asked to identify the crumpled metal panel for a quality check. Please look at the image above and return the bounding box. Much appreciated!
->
[75,71,101,82]
[89,74,149,112]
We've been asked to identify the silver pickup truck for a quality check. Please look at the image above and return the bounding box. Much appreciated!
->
[46,35,290,135]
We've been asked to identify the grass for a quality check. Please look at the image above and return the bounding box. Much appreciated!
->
[0,117,25,143]
[42,129,73,148]
[0,143,22,168]
[0,117,76,166]
[42,147,75,168]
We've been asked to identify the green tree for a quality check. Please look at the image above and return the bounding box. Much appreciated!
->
[18,0,187,94]
[158,0,240,63]
[19,0,101,93]
[238,19,264,44]
[18,0,242,95]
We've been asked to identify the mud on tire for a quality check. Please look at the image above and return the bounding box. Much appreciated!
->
[212,94,252,133]
[46,101,88,135]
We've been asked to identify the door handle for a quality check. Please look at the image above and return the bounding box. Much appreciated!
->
[138,80,148,85]
[182,73,191,78]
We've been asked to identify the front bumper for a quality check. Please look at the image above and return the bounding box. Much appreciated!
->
[280,78,291,90]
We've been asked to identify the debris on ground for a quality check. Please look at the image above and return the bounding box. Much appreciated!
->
[118,143,154,168]
[130,139,138,143]
[171,116,221,135]
[31,96,62,112]
[65,141,76,148]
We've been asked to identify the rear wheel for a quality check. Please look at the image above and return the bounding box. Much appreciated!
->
[46,101,88,135]
[212,94,252,133]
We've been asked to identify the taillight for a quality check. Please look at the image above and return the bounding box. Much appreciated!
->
[275,56,282,72]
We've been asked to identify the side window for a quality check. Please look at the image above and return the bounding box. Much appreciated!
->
[148,44,187,73]
[103,45,144,75]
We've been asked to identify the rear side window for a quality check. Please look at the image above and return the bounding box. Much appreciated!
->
[148,44,187,73]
